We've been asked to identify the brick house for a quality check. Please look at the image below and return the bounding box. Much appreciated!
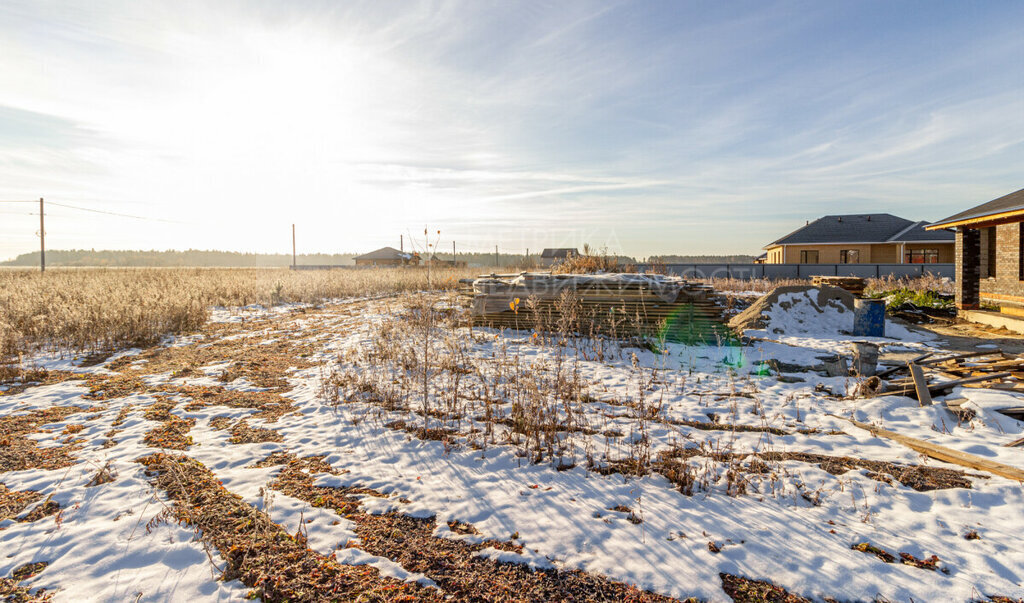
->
[927,187,1024,318]
[763,214,954,264]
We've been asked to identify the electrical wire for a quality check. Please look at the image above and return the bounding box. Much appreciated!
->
[46,201,189,224]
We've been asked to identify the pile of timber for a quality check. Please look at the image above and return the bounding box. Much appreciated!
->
[811,276,866,296]
[862,349,1024,415]
[465,272,731,343]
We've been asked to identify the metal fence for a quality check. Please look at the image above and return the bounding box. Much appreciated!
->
[634,263,954,280]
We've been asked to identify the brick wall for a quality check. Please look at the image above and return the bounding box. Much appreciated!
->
[957,227,980,309]
[978,222,1024,306]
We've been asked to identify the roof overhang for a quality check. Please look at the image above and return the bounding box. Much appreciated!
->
[763,240,951,249]
[927,207,1024,230]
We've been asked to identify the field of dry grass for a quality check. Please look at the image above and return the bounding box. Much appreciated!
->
[2,265,955,363]
[0,266,477,361]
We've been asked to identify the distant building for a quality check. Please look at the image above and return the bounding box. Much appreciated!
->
[763,214,954,264]
[539,248,579,267]
[426,254,467,268]
[353,247,420,267]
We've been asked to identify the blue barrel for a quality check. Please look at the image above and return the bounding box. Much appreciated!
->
[852,299,885,337]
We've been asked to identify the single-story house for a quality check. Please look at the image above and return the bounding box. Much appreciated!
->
[539,248,579,267]
[763,214,955,264]
[927,187,1024,318]
[426,254,467,268]
[353,247,420,267]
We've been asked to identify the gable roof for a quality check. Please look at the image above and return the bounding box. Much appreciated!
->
[353,246,415,261]
[540,248,578,259]
[928,188,1024,229]
[766,214,953,248]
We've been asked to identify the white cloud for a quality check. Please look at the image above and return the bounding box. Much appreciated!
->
[1,0,1023,260]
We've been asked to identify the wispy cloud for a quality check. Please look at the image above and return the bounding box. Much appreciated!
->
[1,0,1023,260]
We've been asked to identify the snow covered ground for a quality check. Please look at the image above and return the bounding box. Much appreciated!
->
[1,294,1022,602]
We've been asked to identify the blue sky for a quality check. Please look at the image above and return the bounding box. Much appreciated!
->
[1,0,1023,260]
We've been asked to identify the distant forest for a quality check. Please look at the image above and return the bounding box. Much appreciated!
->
[1,249,358,267]
[646,254,756,264]
[2,249,754,267]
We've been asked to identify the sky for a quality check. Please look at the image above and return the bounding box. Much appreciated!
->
[1,0,1023,261]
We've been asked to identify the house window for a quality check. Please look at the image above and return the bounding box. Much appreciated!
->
[1019,223,1024,281]
[799,250,818,264]
[984,227,997,278]
[904,248,939,264]
[839,249,859,264]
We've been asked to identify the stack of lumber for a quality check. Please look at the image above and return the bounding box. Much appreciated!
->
[811,276,866,296]
[862,349,1024,405]
[466,272,731,343]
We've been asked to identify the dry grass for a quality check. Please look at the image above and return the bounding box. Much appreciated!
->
[865,272,953,296]
[551,254,626,274]
[0,266,476,361]
[138,452,438,601]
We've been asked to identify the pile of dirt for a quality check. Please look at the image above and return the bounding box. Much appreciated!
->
[728,285,855,335]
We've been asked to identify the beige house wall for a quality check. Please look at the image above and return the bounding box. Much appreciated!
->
[764,244,872,263]
[903,243,955,263]
[869,244,898,263]
[763,243,954,264]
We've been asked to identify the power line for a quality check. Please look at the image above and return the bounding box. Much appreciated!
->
[47,201,188,224]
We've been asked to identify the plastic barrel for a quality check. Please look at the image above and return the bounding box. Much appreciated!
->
[852,299,885,337]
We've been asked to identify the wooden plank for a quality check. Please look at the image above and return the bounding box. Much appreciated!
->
[933,371,1013,389]
[1005,436,1024,448]
[874,352,933,380]
[869,371,1014,399]
[917,350,1002,366]
[909,363,932,406]
[829,415,1024,482]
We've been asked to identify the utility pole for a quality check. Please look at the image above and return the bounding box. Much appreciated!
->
[39,197,44,273]
[495,245,499,268]
[452,241,455,263]
[291,224,296,268]
[400,234,403,253]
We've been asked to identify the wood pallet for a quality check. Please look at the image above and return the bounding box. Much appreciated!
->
[464,273,732,343]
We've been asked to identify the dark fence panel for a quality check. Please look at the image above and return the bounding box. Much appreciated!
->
[635,263,954,280]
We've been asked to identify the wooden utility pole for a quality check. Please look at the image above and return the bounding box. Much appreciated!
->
[39,197,44,273]
[291,224,296,268]
[400,234,403,252]
[452,241,455,263]
[495,245,499,268]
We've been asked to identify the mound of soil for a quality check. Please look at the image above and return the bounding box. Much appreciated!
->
[728,285,855,334]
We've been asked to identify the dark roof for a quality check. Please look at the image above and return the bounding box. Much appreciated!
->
[540,248,578,259]
[767,214,954,247]
[930,188,1024,228]
[354,246,415,261]
[892,222,954,242]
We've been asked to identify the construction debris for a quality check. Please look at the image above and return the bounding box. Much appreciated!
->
[811,275,866,296]
[464,272,730,343]
[861,350,1024,403]
[831,415,1024,483]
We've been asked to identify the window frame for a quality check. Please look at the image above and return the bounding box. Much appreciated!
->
[904,248,940,264]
